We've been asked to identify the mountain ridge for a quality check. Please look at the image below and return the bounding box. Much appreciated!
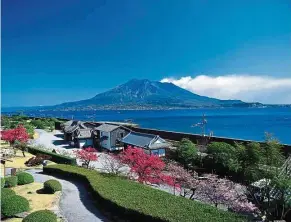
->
[49,79,259,110]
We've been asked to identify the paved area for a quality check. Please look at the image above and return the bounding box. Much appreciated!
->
[26,168,108,222]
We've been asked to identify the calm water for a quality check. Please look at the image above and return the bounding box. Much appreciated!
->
[4,107,291,144]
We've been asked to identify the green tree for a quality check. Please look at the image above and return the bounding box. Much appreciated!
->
[262,133,284,167]
[23,123,35,138]
[31,119,46,129]
[207,142,240,173]
[176,138,197,168]
[236,142,263,182]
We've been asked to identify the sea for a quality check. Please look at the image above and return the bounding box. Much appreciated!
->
[3,107,291,145]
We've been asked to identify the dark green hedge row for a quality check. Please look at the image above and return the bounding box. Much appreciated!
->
[27,146,77,165]
[44,164,246,222]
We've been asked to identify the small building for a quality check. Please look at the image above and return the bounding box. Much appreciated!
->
[120,131,170,156]
[94,124,130,151]
[73,128,94,148]
[61,120,85,141]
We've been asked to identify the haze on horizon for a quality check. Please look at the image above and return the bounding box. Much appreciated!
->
[2,0,291,107]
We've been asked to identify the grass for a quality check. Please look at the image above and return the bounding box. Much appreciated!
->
[11,182,60,213]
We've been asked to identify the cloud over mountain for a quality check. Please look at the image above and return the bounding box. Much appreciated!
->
[161,75,291,104]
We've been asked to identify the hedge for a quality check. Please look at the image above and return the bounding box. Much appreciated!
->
[43,179,62,194]
[17,172,34,185]
[5,176,18,187]
[1,188,16,200]
[23,210,57,222]
[27,146,76,165]
[1,195,30,217]
[44,164,247,222]
[1,177,5,188]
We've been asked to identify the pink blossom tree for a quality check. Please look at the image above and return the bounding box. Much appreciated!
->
[119,146,168,184]
[166,161,200,197]
[196,174,258,214]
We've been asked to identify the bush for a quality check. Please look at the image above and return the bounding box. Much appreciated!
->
[1,188,16,200]
[27,146,76,165]
[44,164,247,222]
[1,177,5,188]
[43,179,62,194]
[23,210,57,222]
[1,195,29,217]
[5,176,18,187]
[17,172,34,185]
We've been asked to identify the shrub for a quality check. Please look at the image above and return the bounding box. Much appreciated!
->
[23,210,57,222]
[5,176,18,187]
[1,195,29,217]
[25,154,52,167]
[27,146,76,165]
[43,179,62,194]
[17,172,34,185]
[1,188,16,200]
[44,164,247,222]
[1,177,5,188]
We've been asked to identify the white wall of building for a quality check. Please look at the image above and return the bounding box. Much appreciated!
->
[100,131,111,150]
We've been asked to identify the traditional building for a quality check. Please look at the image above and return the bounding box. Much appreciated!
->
[120,131,170,156]
[94,123,130,151]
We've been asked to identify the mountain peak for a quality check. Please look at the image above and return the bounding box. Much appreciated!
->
[54,79,250,110]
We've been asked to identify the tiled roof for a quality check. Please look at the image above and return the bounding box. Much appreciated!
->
[95,124,121,133]
[120,131,170,149]
[76,129,93,139]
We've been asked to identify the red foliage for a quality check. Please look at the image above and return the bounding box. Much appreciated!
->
[1,125,29,145]
[75,147,98,168]
[120,146,168,184]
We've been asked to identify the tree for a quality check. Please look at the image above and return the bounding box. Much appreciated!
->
[196,174,258,214]
[22,123,35,138]
[119,146,167,184]
[207,142,240,173]
[1,125,29,157]
[176,138,197,168]
[236,142,263,183]
[101,153,126,175]
[31,119,46,129]
[75,147,98,168]
[166,161,199,197]
[261,133,284,167]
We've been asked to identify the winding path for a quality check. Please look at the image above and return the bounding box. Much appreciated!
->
[26,169,108,222]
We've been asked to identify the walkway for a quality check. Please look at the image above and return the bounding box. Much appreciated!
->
[26,168,108,222]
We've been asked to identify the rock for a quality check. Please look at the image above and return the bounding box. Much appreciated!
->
[15,211,29,218]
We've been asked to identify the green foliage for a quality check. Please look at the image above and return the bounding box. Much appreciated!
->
[27,146,77,165]
[23,210,57,222]
[43,179,62,194]
[1,195,29,217]
[16,172,34,185]
[176,138,197,168]
[261,133,284,167]
[23,123,35,138]
[44,164,246,222]
[31,119,47,129]
[5,176,18,187]
[207,142,240,172]
[1,188,16,200]
[1,177,5,188]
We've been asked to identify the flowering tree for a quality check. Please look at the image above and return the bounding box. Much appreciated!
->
[101,153,126,175]
[1,125,29,157]
[120,146,168,184]
[196,174,258,214]
[166,162,200,197]
[75,147,98,168]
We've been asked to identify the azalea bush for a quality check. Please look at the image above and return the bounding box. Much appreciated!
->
[1,125,29,157]
[75,147,98,168]
[119,146,170,184]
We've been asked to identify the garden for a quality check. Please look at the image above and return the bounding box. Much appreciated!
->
[1,171,62,222]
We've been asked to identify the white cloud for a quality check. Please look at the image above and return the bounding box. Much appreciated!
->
[161,75,291,104]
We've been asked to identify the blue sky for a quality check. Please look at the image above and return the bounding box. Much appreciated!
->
[2,0,291,106]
